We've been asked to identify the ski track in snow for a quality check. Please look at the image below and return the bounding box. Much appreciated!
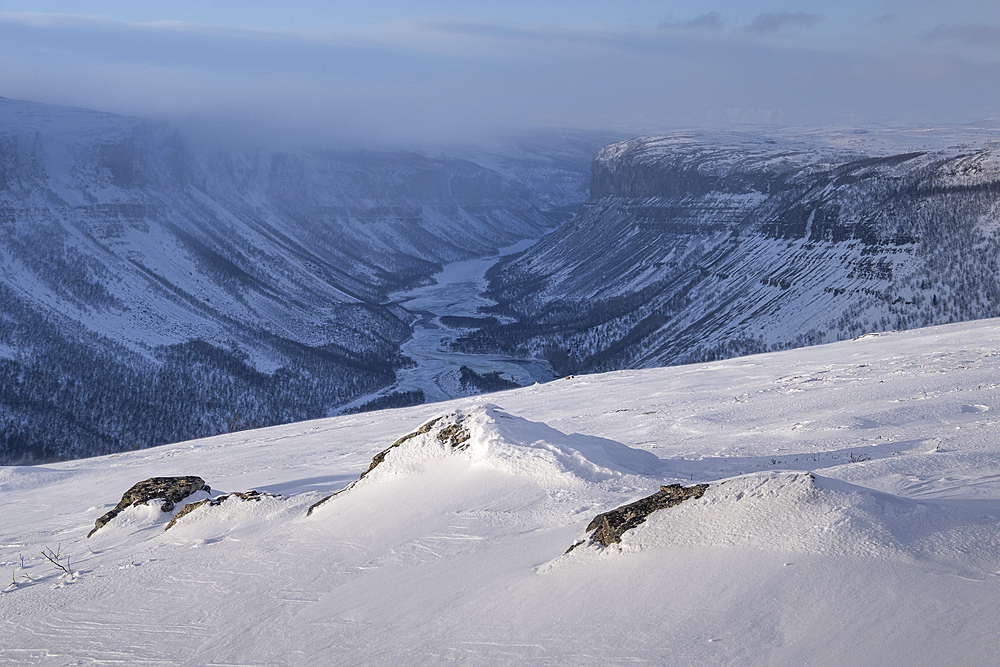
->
[4,320,1000,664]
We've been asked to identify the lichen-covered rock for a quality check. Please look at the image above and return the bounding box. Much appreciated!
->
[436,421,471,450]
[163,490,278,531]
[572,483,709,550]
[88,476,209,537]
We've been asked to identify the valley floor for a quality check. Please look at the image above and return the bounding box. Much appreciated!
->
[339,238,556,411]
[3,319,1000,665]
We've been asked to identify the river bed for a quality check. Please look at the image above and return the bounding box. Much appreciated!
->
[339,240,557,412]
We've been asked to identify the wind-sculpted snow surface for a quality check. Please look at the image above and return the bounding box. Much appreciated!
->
[468,126,1000,376]
[4,319,1000,664]
[346,405,665,485]
[306,405,664,518]
[0,98,598,463]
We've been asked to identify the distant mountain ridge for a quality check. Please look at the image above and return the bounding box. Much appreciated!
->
[459,127,1000,374]
[0,97,603,463]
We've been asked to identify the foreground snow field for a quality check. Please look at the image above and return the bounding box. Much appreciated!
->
[4,319,1000,665]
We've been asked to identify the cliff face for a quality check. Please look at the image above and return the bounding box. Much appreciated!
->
[0,98,596,463]
[461,130,1000,375]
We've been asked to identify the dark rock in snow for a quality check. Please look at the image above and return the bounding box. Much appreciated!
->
[360,416,445,480]
[573,483,709,550]
[305,486,349,518]
[163,490,278,531]
[435,419,471,450]
[88,476,209,537]
[306,413,470,516]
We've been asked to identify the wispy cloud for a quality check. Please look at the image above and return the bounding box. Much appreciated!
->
[659,12,723,31]
[743,12,821,34]
[925,24,1000,49]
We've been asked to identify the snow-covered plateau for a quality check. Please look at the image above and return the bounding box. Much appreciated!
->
[3,318,1000,665]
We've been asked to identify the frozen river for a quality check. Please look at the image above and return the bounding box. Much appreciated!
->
[341,240,557,411]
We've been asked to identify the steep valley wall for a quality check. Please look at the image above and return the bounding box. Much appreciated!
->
[459,131,1000,375]
[0,98,601,462]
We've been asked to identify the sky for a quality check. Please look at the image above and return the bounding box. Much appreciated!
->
[1,1,999,145]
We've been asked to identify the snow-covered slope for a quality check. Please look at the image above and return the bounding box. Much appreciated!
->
[0,98,599,463]
[468,126,1000,375]
[3,318,1000,664]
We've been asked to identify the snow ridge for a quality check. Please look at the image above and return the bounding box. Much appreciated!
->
[561,471,1000,565]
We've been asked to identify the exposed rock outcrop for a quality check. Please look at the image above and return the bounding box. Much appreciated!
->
[569,483,709,551]
[307,414,470,516]
[435,419,471,450]
[359,416,444,481]
[88,476,209,537]
[163,490,279,531]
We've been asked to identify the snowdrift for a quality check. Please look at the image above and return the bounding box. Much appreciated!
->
[555,471,1000,581]
[315,404,662,490]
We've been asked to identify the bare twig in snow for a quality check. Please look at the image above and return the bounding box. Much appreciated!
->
[17,554,33,581]
[41,545,72,575]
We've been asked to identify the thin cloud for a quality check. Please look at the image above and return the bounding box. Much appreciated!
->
[0,9,998,145]
[871,14,896,25]
[743,12,821,34]
[659,12,723,31]
[925,24,1000,49]
[417,19,711,59]
[0,11,369,50]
